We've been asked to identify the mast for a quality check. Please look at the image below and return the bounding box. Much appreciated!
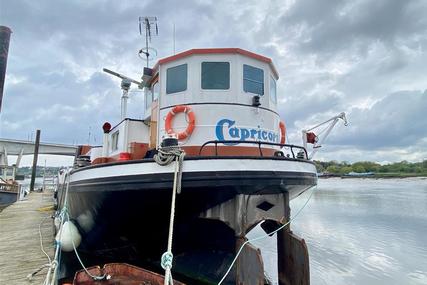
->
[138,16,158,68]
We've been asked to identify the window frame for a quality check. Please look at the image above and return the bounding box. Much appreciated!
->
[145,80,159,110]
[166,63,188,94]
[111,131,119,151]
[270,76,277,104]
[201,61,231,90]
[243,64,264,96]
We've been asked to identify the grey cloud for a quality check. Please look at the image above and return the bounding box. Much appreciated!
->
[279,0,427,56]
[1,0,427,163]
[328,90,427,149]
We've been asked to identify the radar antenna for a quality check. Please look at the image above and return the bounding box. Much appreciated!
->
[138,16,158,68]
[103,68,142,120]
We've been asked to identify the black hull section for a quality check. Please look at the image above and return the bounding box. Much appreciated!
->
[70,170,315,195]
[58,169,316,283]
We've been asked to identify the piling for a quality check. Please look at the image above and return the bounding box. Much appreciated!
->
[0,25,12,112]
[30,129,41,192]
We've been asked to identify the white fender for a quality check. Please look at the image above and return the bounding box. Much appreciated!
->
[55,221,82,252]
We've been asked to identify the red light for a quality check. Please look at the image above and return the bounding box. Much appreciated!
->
[102,122,112,133]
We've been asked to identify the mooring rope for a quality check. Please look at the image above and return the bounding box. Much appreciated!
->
[154,145,185,285]
[217,185,318,285]
[41,169,107,284]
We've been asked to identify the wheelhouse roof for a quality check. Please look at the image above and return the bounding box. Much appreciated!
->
[153,48,279,79]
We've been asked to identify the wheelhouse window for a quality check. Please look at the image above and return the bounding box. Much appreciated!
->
[243,64,264,95]
[145,88,153,110]
[145,81,159,109]
[111,131,119,151]
[166,64,187,94]
[270,76,277,103]
[201,62,230,89]
[152,81,160,101]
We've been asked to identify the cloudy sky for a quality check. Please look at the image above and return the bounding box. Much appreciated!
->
[1,0,426,166]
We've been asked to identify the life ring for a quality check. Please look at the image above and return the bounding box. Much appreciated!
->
[165,105,196,140]
[279,121,286,144]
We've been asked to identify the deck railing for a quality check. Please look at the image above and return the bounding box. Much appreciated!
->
[198,140,309,159]
[0,182,19,193]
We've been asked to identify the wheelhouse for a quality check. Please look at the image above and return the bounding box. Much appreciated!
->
[85,48,297,164]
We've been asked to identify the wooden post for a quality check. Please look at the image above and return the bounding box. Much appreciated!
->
[277,191,310,285]
[29,129,40,192]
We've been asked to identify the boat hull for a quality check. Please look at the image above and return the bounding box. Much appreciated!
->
[57,157,317,283]
[0,190,18,209]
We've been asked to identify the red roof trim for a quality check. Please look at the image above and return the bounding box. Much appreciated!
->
[153,48,279,79]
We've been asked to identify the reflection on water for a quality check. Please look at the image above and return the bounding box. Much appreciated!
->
[250,178,427,285]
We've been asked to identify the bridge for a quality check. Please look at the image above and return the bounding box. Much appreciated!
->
[0,138,77,167]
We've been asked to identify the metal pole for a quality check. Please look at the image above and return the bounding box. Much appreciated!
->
[0,26,12,112]
[145,18,149,68]
[29,129,41,192]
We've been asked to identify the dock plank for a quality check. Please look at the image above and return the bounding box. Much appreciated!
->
[0,192,55,284]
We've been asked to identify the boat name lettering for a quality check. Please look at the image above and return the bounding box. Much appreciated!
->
[215,119,279,143]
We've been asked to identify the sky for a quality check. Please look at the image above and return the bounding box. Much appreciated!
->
[0,0,426,166]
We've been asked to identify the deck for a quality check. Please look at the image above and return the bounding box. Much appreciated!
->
[0,191,55,284]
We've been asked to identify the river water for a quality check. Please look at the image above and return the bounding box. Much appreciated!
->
[250,178,427,285]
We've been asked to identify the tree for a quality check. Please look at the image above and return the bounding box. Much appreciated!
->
[353,165,366,173]
[326,165,340,174]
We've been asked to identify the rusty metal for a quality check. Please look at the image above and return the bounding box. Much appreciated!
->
[0,26,12,112]
[200,193,289,236]
[277,231,310,285]
[71,263,186,285]
[277,192,310,285]
[235,237,264,285]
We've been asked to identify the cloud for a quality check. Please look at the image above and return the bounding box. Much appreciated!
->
[330,90,427,149]
[1,0,427,163]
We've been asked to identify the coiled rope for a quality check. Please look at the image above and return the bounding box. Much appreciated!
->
[154,145,185,285]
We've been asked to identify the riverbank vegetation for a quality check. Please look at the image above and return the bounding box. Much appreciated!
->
[314,160,427,177]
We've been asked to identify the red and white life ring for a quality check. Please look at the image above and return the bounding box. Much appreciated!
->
[279,121,286,144]
[165,105,196,140]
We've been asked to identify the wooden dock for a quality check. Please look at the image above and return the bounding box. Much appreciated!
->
[0,192,55,284]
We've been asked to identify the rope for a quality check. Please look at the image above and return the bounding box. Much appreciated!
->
[217,185,317,285]
[39,215,53,266]
[30,198,57,283]
[154,145,185,285]
[45,169,107,284]
[65,211,108,281]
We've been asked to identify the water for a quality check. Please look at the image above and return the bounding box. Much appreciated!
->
[250,178,427,285]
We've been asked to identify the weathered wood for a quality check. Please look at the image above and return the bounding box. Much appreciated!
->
[0,192,54,284]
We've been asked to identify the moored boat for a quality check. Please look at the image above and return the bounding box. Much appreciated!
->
[0,167,20,210]
[55,41,346,284]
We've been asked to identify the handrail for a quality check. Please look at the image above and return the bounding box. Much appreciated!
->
[198,140,309,159]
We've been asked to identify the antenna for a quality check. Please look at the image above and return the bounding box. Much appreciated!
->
[173,23,176,55]
[138,16,158,67]
[103,68,142,86]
